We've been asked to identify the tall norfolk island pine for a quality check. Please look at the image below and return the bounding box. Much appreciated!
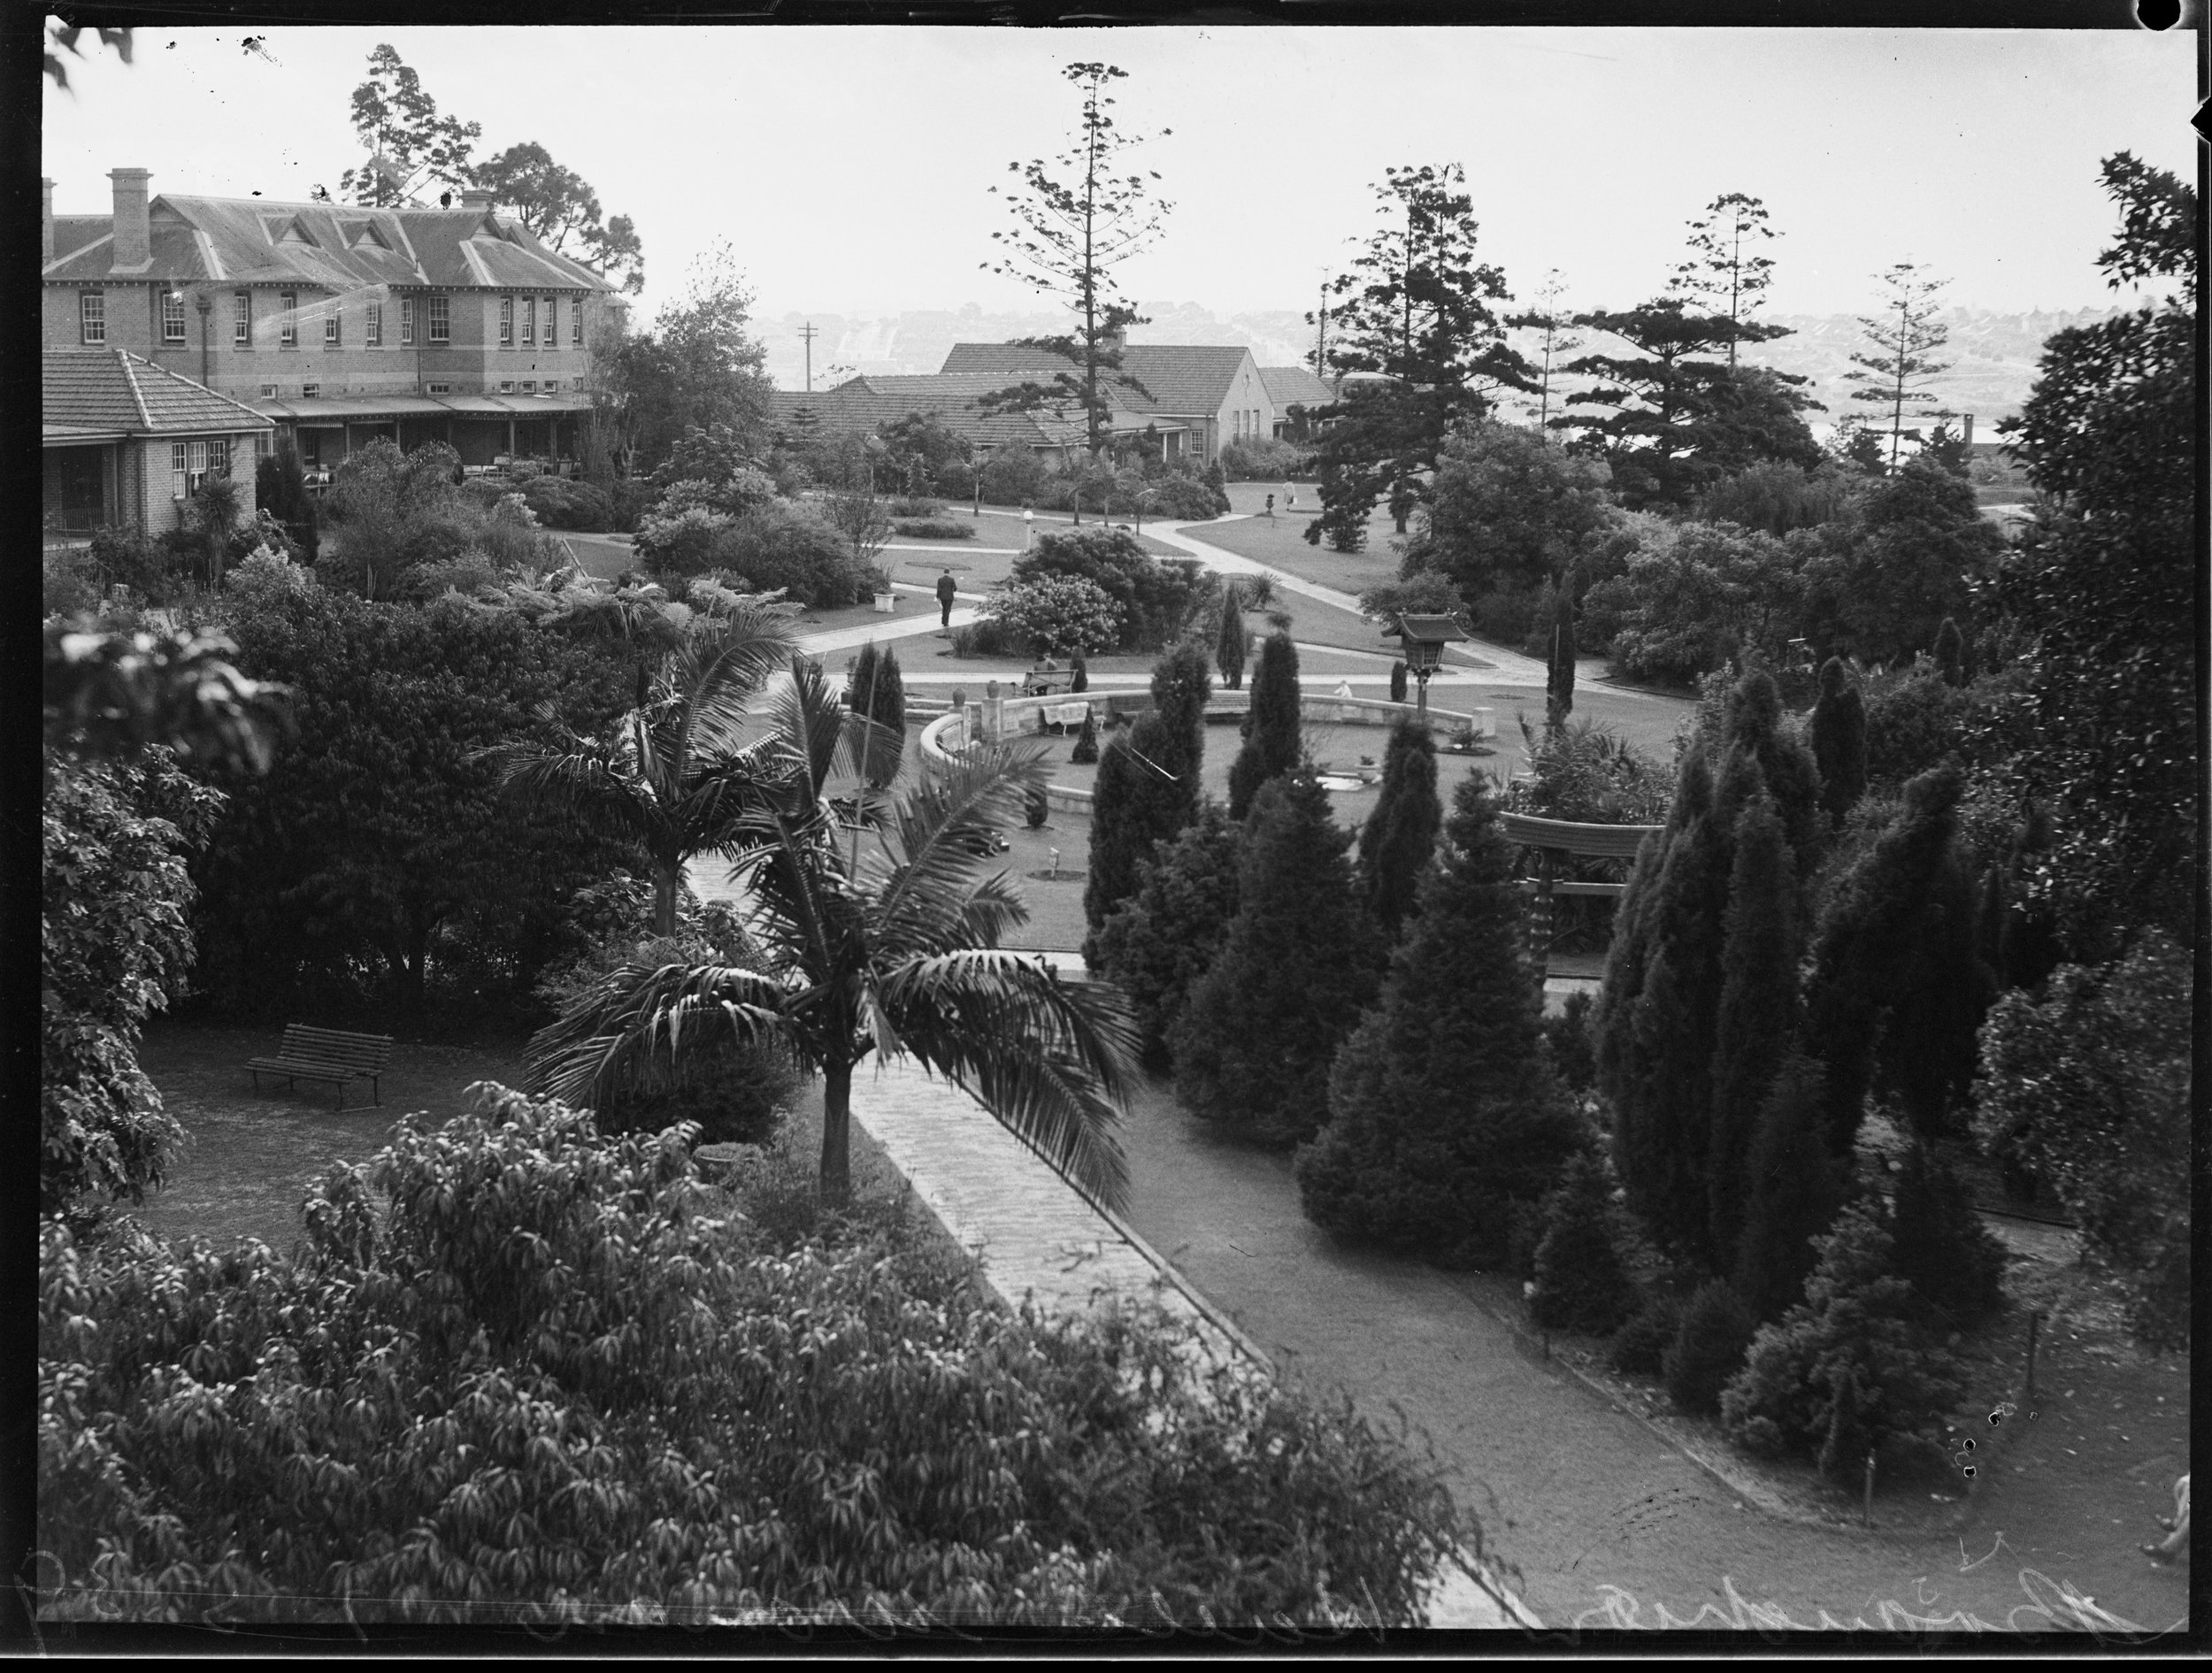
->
[1298,774,1586,1263]
[1227,631,1302,820]
[1171,772,1381,1148]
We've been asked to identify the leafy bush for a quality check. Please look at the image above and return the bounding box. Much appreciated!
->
[1357,572,1463,624]
[392,550,503,603]
[37,1089,1471,1625]
[709,502,870,608]
[981,576,1126,658]
[1858,665,1978,790]
[1582,520,1809,687]
[1664,1280,1757,1416]
[934,461,976,501]
[43,547,106,617]
[634,503,733,575]
[887,495,944,518]
[1971,931,2190,1349]
[85,526,188,605]
[1541,989,1597,1094]
[520,474,616,532]
[948,617,1027,659]
[1719,1201,1966,1477]
[1015,527,1214,653]
[1530,1155,1637,1335]
[893,518,975,540]
[1217,437,1314,481]
[978,448,1052,507]
[1609,1294,1683,1378]
[1139,471,1231,521]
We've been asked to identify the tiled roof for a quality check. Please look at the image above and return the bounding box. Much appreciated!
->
[43,349,274,435]
[939,342,1257,417]
[1258,365,1340,410]
[766,372,1185,452]
[42,194,611,293]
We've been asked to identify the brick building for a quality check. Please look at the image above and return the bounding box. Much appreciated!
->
[42,348,275,540]
[937,339,1275,463]
[42,169,622,479]
[765,371,1192,469]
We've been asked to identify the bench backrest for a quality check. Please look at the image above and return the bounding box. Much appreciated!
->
[278,1025,395,1071]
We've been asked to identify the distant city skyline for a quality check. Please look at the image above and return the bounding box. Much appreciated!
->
[44,26,2192,330]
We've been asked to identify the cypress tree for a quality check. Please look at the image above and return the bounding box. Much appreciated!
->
[1801,762,1994,1151]
[1706,792,1800,1267]
[1228,631,1302,820]
[1932,617,1966,687]
[1070,707,1099,764]
[1090,801,1245,1068]
[843,641,906,788]
[1082,642,1215,948]
[1069,647,1088,693]
[1296,773,1586,1263]
[1215,579,1248,689]
[1731,1051,1846,1322]
[1889,1139,2008,1327]
[1148,640,1213,792]
[1389,659,1409,704]
[1719,668,1824,886]
[1173,771,1382,1147]
[1545,586,1577,729]
[1082,732,1154,947]
[1530,1153,1637,1334]
[1356,717,1442,940]
[1809,657,1868,824]
[1592,745,1709,1117]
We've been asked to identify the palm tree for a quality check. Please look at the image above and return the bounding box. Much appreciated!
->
[478,598,800,937]
[526,658,1141,1209]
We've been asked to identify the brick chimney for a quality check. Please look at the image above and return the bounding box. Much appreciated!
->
[460,187,495,209]
[109,167,151,269]
[41,178,53,265]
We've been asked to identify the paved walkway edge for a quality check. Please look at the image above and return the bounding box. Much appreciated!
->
[848,1068,1540,1631]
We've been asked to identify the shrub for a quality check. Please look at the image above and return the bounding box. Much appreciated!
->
[1858,665,1977,790]
[1089,802,1243,1067]
[1720,1201,1966,1477]
[1356,716,1441,940]
[711,502,869,608]
[934,460,977,501]
[982,575,1127,659]
[634,503,734,576]
[1665,1280,1757,1416]
[887,495,943,518]
[1217,437,1314,481]
[42,547,105,617]
[1141,471,1230,521]
[893,518,975,540]
[1015,527,1213,652]
[1530,1155,1637,1335]
[36,1090,1472,1626]
[1887,1140,2007,1329]
[949,617,1027,659]
[1296,775,1585,1263]
[1971,931,2190,1349]
[978,448,1052,507]
[520,475,616,532]
[1079,648,1211,940]
[1732,1052,1847,1323]
[1227,632,1301,821]
[1173,772,1381,1148]
[1809,657,1869,821]
[1541,989,1596,1094]
[1357,572,1463,624]
[1070,708,1099,764]
[1024,785,1049,829]
[1609,1294,1684,1378]
[86,526,188,605]
[843,641,907,788]
[392,550,503,603]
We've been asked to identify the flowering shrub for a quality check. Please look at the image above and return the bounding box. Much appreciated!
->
[981,575,1126,658]
[38,1087,1471,1625]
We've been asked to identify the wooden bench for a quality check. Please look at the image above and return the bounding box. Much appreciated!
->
[246,1025,395,1111]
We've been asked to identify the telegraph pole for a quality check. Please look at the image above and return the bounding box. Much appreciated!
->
[799,321,820,393]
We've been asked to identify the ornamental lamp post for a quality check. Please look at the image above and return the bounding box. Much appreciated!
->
[1380,612,1471,724]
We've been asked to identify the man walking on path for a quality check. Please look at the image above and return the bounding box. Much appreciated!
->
[936,569,958,630]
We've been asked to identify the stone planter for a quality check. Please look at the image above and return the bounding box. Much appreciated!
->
[873,591,897,614]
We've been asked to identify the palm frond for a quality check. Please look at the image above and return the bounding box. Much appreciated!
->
[525,959,803,1110]
[772,653,858,803]
[871,740,1052,946]
[669,604,799,759]
[479,741,655,845]
[872,950,1142,1212]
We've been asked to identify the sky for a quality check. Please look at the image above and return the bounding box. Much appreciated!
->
[42,24,2198,328]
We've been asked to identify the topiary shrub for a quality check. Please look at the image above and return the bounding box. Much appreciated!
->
[1719,1201,1966,1477]
[1529,1154,1637,1335]
[1025,786,1049,829]
[1070,709,1100,764]
[1609,1293,1684,1378]
[894,518,975,540]
[1664,1279,1757,1416]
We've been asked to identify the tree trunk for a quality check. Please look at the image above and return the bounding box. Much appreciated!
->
[820,1057,854,1207]
[652,861,680,938]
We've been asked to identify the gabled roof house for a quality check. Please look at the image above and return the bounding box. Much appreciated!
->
[43,348,275,541]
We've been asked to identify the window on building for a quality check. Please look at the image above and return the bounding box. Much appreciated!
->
[259,384,279,398]
[162,291,187,343]
[234,291,251,347]
[324,310,340,348]
[365,302,381,347]
[280,291,297,347]
[80,291,104,344]
[499,380,515,394]
[401,296,416,344]
[572,297,583,345]
[520,380,537,393]
[301,382,320,398]
[427,295,449,343]
[499,296,513,345]
[254,432,273,459]
[425,382,451,395]
[541,379,557,393]
[521,297,534,345]
[546,296,559,343]
[171,438,229,496]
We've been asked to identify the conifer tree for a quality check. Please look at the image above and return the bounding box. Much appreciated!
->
[1081,645,1211,947]
[1801,762,1993,1151]
[1090,801,1242,1066]
[1389,659,1409,704]
[1173,771,1382,1148]
[1215,579,1248,689]
[1356,717,1442,940]
[1889,1139,2008,1328]
[1531,1153,1637,1334]
[1706,792,1799,1266]
[842,641,906,789]
[1932,616,1966,687]
[1297,773,1586,1262]
[1717,667,1824,886]
[1070,706,1099,764]
[1228,631,1302,819]
[1731,1051,1846,1321]
[1545,586,1577,728]
[1808,656,1868,823]
[1593,743,1708,1113]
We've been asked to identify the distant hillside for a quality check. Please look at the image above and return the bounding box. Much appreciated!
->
[758,302,2122,432]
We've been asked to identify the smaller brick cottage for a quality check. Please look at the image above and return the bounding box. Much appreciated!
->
[43,348,274,542]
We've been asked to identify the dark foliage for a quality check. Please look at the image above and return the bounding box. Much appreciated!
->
[1664,1279,1757,1416]
[1356,718,1442,940]
[1215,579,1247,689]
[1705,793,1800,1268]
[1530,1155,1637,1335]
[1731,1052,1847,1324]
[1888,1141,2007,1329]
[1228,632,1301,821]
[1609,1294,1684,1378]
[1015,527,1212,653]
[843,641,906,789]
[1541,988,1597,1094]
[1808,657,1868,822]
[1089,802,1244,1067]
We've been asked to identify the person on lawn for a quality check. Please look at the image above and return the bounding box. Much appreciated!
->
[936,569,958,629]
